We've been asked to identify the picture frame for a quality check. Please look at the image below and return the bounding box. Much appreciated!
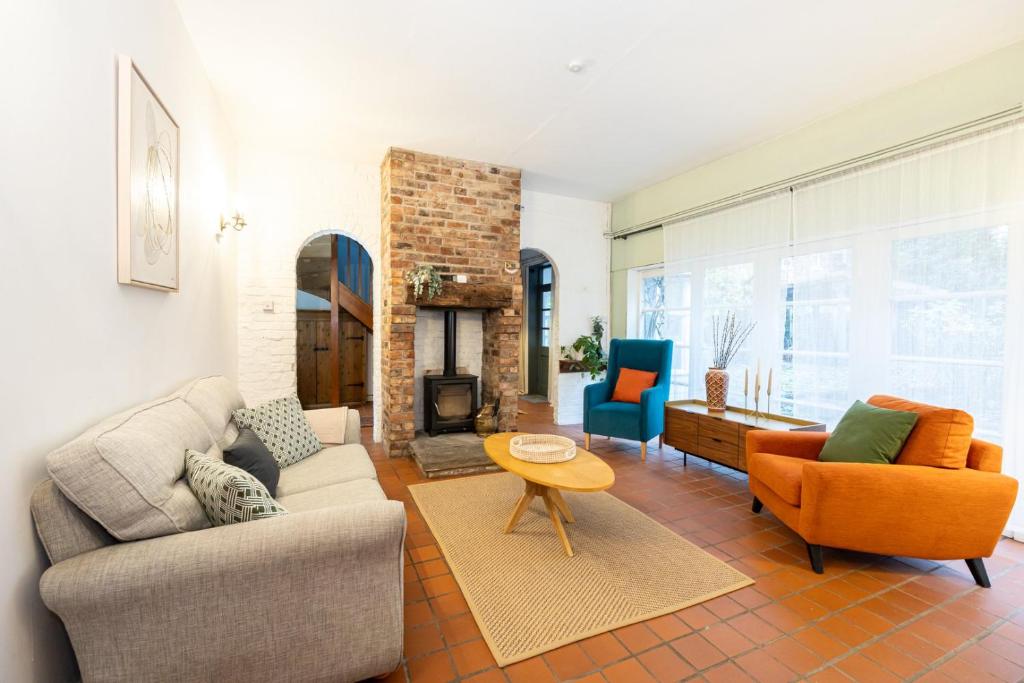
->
[116,55,180,292]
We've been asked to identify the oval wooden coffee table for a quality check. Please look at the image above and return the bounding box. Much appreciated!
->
[483,432,615,556]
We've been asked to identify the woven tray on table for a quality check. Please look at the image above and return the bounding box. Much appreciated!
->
[509,434,577,463]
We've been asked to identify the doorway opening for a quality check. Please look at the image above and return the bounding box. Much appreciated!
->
[295,233,373,425]
[520,248,556,404]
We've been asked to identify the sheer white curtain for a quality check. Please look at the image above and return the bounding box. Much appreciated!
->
[661,123,1024,535]
[663,193,791,406]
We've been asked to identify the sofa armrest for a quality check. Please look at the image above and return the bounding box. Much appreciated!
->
[747,430,829,461]
[304,406,362,445]
[800,463,1017,560]
[41,501,406,682]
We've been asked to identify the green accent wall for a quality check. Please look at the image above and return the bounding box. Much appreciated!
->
[609,40,1024,337]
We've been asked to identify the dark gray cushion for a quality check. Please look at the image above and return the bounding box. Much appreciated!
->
[224,428,280,496]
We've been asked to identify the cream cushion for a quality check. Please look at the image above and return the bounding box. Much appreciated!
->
[46,396,212,541]
[276,444,379,498]
[277,478,386,513]
[304,406,350,445]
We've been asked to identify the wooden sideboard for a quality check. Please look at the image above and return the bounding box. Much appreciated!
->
[664,400,825,472]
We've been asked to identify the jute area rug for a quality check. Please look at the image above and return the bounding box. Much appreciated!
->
[409,472,753,667]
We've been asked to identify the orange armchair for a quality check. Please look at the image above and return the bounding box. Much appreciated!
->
[747,411,1018,587]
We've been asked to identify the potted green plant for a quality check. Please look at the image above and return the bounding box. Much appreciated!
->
[560,316,608,379]
[406,265,443,300]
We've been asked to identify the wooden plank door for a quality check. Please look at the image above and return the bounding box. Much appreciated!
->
[340,310,367,404]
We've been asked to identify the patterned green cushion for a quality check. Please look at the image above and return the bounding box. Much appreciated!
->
[232,396,322,468]
[185,450,287,526]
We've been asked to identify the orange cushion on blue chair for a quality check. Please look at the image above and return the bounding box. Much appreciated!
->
[610,368,658,403]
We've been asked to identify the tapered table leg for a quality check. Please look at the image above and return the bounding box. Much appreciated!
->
[548,488,575,523]
[504,481,537,533]
[541,489,574,556]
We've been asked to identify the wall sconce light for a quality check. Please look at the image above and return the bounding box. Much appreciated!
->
[219,212,247,233]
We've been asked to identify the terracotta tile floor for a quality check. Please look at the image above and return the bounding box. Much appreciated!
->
[366,402,1024,682]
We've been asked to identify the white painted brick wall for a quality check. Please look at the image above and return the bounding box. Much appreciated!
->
[235,152,383,440]
[556,371,603,425]
[413,309,484,431]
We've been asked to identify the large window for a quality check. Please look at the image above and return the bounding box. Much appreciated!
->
[629,266,692,397]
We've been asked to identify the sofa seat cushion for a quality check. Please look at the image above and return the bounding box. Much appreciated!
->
[748,452,806,507]
[587,401,641,437]
[276,444,379,498]
[276,478,385,513]
[47,396,212,541]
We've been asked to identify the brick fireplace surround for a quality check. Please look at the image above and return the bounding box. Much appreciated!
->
[380,148,522,457]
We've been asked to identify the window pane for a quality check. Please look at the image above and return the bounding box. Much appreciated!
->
[702,263,754,405]
[892,226,1008,295]
[641,310,665,340]
[541,310,551,329]
[892,297,1005,359]
[541,290,552,309]
[541,266,552,285]
[779,249,852,426]
[541,329,549,347]
[642,275,665,310]
[665,274,691,309]
[890,227,1008,437]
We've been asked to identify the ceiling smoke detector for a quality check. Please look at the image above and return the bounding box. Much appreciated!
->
[566,60,586,74]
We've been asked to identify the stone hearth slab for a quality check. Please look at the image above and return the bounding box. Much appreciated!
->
[410,432,501,479]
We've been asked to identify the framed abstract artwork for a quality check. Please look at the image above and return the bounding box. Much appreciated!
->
[116,55,180,291]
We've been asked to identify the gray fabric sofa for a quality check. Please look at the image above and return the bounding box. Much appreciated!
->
[30,376,405,683]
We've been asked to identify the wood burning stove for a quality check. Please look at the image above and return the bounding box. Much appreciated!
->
[423,310,479,436]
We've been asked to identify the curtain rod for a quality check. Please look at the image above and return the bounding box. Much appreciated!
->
[608,104,1024,240]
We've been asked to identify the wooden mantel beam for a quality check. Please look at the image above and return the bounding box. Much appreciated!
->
[409,282,514,310]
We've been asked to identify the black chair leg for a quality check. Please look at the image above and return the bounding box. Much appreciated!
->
[965,558,991,588]
[751,497,763,514]
[807,543,824,574]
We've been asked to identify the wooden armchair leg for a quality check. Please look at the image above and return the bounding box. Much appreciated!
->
[966,558,991,588]
[640,441,647,462]
[584,433,591,450]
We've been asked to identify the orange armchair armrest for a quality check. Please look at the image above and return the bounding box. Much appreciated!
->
[800,462,1018,560]
[746,430,829,461]
[967,438,1003,473]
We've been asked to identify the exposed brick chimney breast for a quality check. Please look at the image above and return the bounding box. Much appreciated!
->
[380,148,522,457]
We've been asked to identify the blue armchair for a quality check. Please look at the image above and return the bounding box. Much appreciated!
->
[583,338,674,461]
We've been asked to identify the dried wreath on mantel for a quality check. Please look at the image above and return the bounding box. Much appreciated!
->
[406,264,443,300]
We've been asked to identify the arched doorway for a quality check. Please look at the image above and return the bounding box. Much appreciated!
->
[520,248,558,402]
[295,233,373,420]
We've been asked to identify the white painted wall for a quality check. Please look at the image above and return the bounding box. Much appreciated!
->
[234,150,383,439]
[0,1,237,680]
[413,309,484,431]
[520,191,611,424]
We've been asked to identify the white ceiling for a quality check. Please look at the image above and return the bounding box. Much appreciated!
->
[176,0,1024,201]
